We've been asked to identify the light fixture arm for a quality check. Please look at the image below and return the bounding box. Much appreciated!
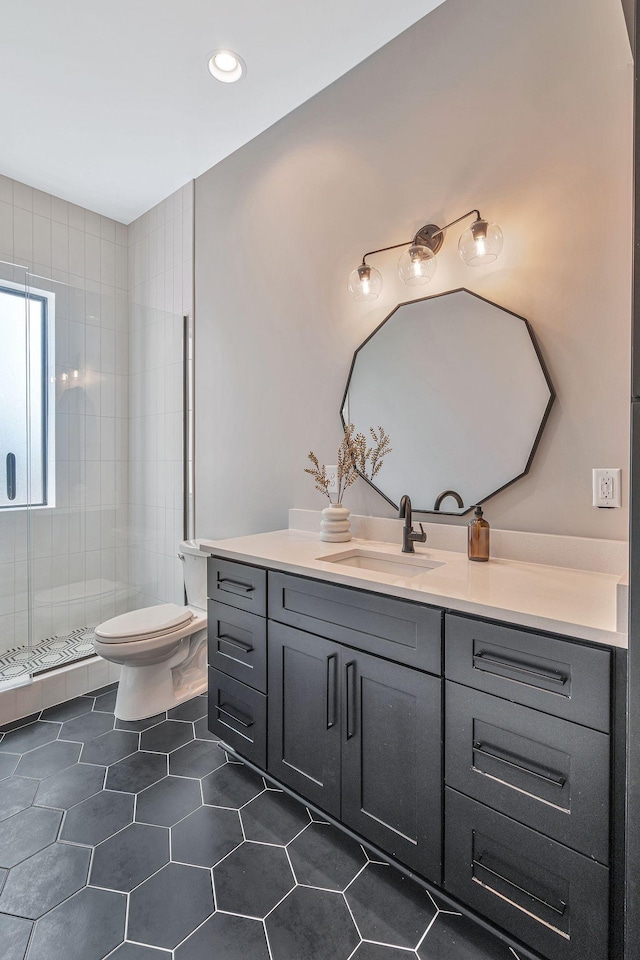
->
[361,209,483,265]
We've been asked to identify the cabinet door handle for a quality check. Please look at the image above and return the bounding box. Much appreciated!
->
[345,661,356,740]
[6,453,16,501]
[217,702,253,728]
[218,634,254,654]
[473,651,568,686]
[218,578,254,595]
[326,654,337,729]
[472,857,567,917]
[472,741,566,788]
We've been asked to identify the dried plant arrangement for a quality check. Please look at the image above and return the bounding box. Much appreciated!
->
[305,424,392,505]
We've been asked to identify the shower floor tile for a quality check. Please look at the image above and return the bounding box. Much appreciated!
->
[0,627,97,683]
[0,691,520,960]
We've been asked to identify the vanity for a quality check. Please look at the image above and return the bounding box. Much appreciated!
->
[202,289,625,960]
[201,530,626,960]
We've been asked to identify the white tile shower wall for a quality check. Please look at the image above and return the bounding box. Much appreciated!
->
[0,176,130,655]
[127,182,194,608]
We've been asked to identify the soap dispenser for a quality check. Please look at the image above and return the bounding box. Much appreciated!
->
[468,505,490,562]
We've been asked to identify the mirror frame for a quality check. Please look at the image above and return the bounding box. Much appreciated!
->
[340,288,556,516]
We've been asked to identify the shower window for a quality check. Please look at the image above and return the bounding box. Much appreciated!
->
[0,281,55,508]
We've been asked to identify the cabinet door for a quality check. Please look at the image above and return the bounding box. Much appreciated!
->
[268,622,341,817]
[341,649,442,882]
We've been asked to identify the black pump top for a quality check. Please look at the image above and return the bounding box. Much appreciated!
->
[473,505,483,519]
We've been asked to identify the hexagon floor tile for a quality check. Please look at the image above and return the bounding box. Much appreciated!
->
[265,885,360,960]
[288,822,366,891]
[105,750,167,793]
[90,822,169,892]
[127,862,214,949]
[345,861,438,949]
[0,689,516,960]
[213,841,295,917]
[140,718,194,753]
[0,841,89,918]
[135,775,202,827]
[0,721,61,754]
[27,886,126,960]
[171,804,243,868]
[0,777,38,822]
[0,806,62,867]
[241,788,310,844]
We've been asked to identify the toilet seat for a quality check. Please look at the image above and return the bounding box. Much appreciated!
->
[95,603,194,644]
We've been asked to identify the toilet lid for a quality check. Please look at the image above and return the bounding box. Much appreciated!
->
[95,603,194,642]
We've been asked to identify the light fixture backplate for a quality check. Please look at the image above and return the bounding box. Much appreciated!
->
[414,223,445,255]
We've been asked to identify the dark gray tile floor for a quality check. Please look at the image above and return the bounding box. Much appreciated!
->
[0,685,520,959]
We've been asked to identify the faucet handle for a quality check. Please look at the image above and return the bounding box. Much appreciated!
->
[416,523,427,543]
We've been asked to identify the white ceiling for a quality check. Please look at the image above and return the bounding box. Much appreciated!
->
[0,1,445,223]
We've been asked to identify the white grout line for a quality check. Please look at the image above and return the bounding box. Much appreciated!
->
[342,887,364,940]
[414,910,440,951]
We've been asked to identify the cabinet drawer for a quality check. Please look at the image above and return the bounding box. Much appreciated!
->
[445,682,610,863]
[208,668,266,768]
[445,789,609,960]
[208,600,267,693]
[208,557,267,616]
[445,614,610,732]
[269,571,442,674]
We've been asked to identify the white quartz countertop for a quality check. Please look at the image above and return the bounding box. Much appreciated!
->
[198,529,627,649]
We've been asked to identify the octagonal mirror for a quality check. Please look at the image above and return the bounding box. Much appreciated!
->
[341,289,554,515]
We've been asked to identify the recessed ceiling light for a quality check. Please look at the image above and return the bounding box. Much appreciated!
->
[208,49,246,83]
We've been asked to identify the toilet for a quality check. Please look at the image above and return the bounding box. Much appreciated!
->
[92,540,209,721]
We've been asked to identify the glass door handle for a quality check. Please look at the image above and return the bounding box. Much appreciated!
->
[6,453,16,501]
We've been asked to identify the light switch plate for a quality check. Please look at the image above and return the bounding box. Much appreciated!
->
[592,468,621,508]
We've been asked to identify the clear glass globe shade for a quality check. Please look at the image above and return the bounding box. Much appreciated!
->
[348,264,383,302]
[458,220,503,266]
[398,244,437,286]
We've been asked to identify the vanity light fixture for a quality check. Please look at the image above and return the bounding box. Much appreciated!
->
[348,209,503,301]
[207,49,246,83]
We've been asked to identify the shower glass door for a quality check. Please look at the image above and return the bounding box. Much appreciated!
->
[0,262,35,684]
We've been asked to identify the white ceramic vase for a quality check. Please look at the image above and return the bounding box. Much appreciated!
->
[320,504,352,542]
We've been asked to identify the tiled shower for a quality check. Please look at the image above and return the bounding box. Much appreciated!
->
[0,174,193,701]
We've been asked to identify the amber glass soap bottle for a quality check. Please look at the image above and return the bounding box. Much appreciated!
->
[468,505,490,561]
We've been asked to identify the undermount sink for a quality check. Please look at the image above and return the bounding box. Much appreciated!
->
[320,548,444,579]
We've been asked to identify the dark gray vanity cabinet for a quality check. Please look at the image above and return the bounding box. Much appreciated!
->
[339,643,441,879]
[268,620,442,879]
[443,613,613,960]
[267,622,342,816]
[207,556,618,960]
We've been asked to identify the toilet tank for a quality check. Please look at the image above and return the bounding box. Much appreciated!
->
[179,540,208,611]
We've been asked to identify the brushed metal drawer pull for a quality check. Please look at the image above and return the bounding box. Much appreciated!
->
[346,661,357,740]
[473,652,568,686]
[218,634,254,654]
[218,578,254,595]
[217,703,254,728]
[472,741,566,788]
[472,857,567,917]
[327,654,337,729]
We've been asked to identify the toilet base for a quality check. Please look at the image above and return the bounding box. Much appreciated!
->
[113,628,208,721]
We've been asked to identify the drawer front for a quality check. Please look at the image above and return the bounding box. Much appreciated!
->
[445,789,609,960]
[208,600,267,693]
[269,571,442,674]
[445,614,611,732]
[208,668,266,768]
[445,682,610,863]
[208,557,267,616]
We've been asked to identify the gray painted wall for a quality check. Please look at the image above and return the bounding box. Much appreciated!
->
[195,0,632,541]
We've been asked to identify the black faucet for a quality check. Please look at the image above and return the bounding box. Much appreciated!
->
[433,489,464,511]
[398,495,427,554]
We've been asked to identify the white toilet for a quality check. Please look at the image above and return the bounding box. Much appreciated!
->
[93,540,209,721]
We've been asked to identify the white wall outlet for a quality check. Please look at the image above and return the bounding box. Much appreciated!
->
[592,468,622,508]
[326,465,339,497]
